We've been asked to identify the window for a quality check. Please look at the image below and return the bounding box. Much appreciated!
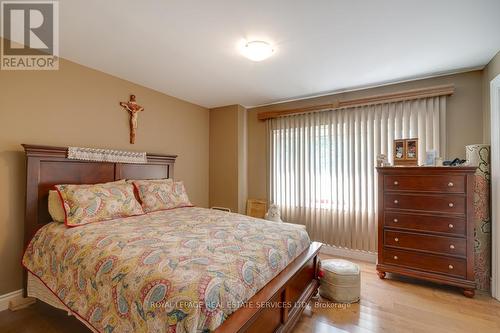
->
[268,97,446,252]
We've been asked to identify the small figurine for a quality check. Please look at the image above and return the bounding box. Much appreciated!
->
[265,204,283,222]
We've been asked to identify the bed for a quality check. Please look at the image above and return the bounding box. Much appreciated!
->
[21,144,322,333]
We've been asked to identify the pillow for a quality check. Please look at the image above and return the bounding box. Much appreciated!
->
[48,179,126,222]
[48,190,66,222]
[171,181,192,207]
[132,179,193,213]
[54,181,144,227]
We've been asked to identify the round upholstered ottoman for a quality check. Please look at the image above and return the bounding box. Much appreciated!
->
[319,259,360,303]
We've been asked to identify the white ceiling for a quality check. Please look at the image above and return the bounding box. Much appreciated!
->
[58,1,500,107]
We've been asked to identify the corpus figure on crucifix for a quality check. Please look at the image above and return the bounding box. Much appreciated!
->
[119,94,144,144]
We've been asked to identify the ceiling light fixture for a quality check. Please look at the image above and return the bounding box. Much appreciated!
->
[240,40,275,61]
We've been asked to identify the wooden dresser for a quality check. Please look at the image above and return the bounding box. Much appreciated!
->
[376,166,477,297]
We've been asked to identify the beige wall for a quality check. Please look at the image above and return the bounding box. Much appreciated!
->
[237,105,248,214]
[247,71,484,201]
[0,55,209,295]
[209,104,248,213]
[209,105,239,212]
[482,51,500,143]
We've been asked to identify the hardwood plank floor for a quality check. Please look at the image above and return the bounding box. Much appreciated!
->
[295,257,500,333]
[1,257,499,333]
[0,301,89,333]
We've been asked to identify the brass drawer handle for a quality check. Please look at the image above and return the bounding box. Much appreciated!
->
[394,199,399,204]
[448,223,454,229]
[394,237,399,242]
[393,181,399,185]
[448,182,454,187]
[450,244,455,249]
[448,264,454,270]
[393,256,398,260]
[448,203,454,208]
[393,218,398,223]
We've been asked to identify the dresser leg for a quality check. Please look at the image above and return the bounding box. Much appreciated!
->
[462,289,475,298]
[377,271,386,279]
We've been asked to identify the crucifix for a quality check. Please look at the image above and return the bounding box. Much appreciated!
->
[119,94,144,144]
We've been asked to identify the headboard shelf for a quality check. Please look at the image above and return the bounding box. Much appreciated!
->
[22,144,177,161]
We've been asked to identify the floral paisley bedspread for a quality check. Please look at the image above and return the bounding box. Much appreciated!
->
[22,207,310,333]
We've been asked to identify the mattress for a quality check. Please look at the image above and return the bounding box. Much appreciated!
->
[22,207,310,333]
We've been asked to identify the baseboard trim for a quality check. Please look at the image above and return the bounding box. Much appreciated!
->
[320,245,377,263]
[0,289,23,312]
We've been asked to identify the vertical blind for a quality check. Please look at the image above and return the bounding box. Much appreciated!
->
[268,96,446,252]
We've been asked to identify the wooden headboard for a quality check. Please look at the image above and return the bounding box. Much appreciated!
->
[22,144,177,247]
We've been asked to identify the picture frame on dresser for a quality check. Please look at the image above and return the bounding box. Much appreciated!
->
[376,166,477,297]
[405,139,418,160]
[393,138,418,166]
[394,140,405,161]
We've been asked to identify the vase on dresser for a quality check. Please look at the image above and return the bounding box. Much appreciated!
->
[466,144,491,291]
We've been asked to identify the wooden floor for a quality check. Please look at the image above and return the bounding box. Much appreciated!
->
[295,258,500,333]
[1,257,500,333]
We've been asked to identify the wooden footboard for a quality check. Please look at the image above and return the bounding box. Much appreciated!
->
[215,241,322,333]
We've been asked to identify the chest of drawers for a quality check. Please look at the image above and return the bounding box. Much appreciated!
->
[376,167,477,297]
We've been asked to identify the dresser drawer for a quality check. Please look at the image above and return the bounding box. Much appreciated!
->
[384,193,466,214]
[384,212,466,236]
[383,249,467,278]
[384,230,466,256]
[385,175,466,193]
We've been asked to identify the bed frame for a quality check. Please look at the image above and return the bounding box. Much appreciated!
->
[22,144,322,333]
